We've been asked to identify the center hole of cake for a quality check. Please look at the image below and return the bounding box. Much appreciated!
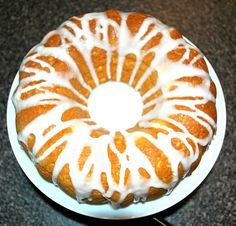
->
[88,81,143,131]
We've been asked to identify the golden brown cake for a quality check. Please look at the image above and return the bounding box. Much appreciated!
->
[12,10,217,208]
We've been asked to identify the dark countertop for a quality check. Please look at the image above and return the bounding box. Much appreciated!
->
[0,0,235,225]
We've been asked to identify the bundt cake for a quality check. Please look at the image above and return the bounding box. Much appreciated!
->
[12,10,217,208]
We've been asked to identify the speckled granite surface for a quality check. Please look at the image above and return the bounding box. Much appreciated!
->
[0,0,235,225]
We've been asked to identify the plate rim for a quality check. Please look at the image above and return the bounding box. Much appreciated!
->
[7,41,226,220]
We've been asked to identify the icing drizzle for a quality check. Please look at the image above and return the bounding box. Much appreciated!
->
[12,10,216,208]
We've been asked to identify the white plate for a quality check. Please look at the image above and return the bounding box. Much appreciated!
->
[7,43,226,220]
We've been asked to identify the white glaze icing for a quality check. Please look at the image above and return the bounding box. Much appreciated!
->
[12,11,216,208]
